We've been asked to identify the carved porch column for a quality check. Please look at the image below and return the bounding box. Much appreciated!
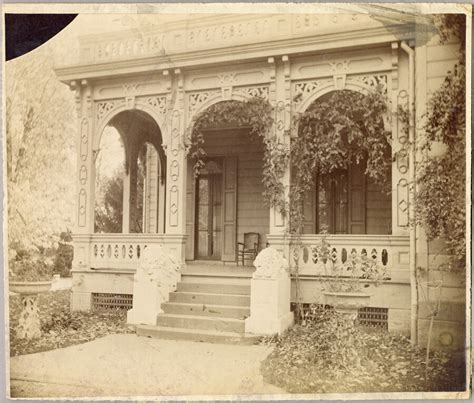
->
[69,79,95,311]
[391,43,410,237]
[164,69,187,264]
[128,148,139,233]
[268,56,291,237]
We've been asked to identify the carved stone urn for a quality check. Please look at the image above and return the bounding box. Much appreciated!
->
[10,281,52,339]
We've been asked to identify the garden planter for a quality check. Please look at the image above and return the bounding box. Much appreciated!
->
[323,291,372,322]
[10,280,52,339]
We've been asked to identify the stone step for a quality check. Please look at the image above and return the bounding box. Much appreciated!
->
[176,282,251,295]
[169,291,250,306]
[156,313,245,333]
[135,324,260,345]
[180,273,252,286]
[162,301,250,319]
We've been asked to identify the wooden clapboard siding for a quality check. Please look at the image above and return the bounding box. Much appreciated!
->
[200,128,269,252]
[426,37,459,92]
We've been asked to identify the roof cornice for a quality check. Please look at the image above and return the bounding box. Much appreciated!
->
[56,23,415,84]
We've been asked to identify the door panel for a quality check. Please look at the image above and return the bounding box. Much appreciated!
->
[196,173,223,260]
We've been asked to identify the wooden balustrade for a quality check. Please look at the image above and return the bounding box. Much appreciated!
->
[266,234,410,281]
[74,234,186,271]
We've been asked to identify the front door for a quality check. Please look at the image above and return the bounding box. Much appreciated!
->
[196,160,223,259]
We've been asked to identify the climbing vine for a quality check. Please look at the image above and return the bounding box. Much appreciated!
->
[188,97,289,215]
[415,14,466,269]
[289,88,392,238]
[287,87,392,321]
[188,89,392,322]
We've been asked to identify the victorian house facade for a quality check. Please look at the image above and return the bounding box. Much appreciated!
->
[56,13,466,349]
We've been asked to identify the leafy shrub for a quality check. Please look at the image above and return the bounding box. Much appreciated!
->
[53,231,73,277]
[262,304,460,393]
[9,251,53,282]
[274,305,365,373]
[41,310,84,333]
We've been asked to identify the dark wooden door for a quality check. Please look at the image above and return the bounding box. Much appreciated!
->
[196,172,223,259]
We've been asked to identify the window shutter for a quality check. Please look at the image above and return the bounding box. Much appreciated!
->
[222,156,238,261]
[185,161,195,260]
[348,160,366,234]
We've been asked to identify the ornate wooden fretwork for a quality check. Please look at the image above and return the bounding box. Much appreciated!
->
[293,78,333,106]
[141,95,168,116]
[187,90,219,116]
[96,100,125,122]
[349,74,388,95]
[234,85,269,101]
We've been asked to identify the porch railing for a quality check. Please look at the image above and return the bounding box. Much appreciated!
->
[266,234,410,282]
[72,233,187,271]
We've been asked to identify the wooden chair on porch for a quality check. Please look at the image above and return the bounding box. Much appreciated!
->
[237,232,260,266]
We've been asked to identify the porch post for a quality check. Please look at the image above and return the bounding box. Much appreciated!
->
[246,57,294,336]
[128,149,139,232]
[122,164,131,234]
[70,80,95,310]
[391,43,410,237]
[164,69,187,264]
[266,56,292,263]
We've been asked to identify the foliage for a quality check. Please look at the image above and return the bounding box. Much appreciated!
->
[313,236,387,293]
[290,89,391,237]
[94,168,124,233]
[9,290,133,357]
[9,251,54,282]
[188,97,289,215]
[288,89,391,319]
[53,231,73,277]
[6,43,76,255]
[415,14,466,269]
[261,304,463,393]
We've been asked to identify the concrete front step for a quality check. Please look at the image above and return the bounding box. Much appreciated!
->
[156,313,245,333]
[162,301,250,319]
[169,291,250,306]
[176,282,250,295]
[136,324,260,345]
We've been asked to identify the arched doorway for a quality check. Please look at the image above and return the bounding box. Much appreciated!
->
[94,109,166,234]
[187,100,269,262]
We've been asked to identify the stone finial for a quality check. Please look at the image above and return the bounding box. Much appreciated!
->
[253,247,288,279]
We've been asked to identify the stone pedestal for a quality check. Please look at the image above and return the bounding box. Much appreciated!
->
[17,295,42,339]
[245,247,294,335]
[10,281,53,339]
[127,245,180,326]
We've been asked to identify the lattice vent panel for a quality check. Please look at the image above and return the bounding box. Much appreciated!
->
[91,293,133,312]
[357,307,388,329]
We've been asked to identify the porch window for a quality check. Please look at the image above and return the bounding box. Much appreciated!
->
[303,158,391,235]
